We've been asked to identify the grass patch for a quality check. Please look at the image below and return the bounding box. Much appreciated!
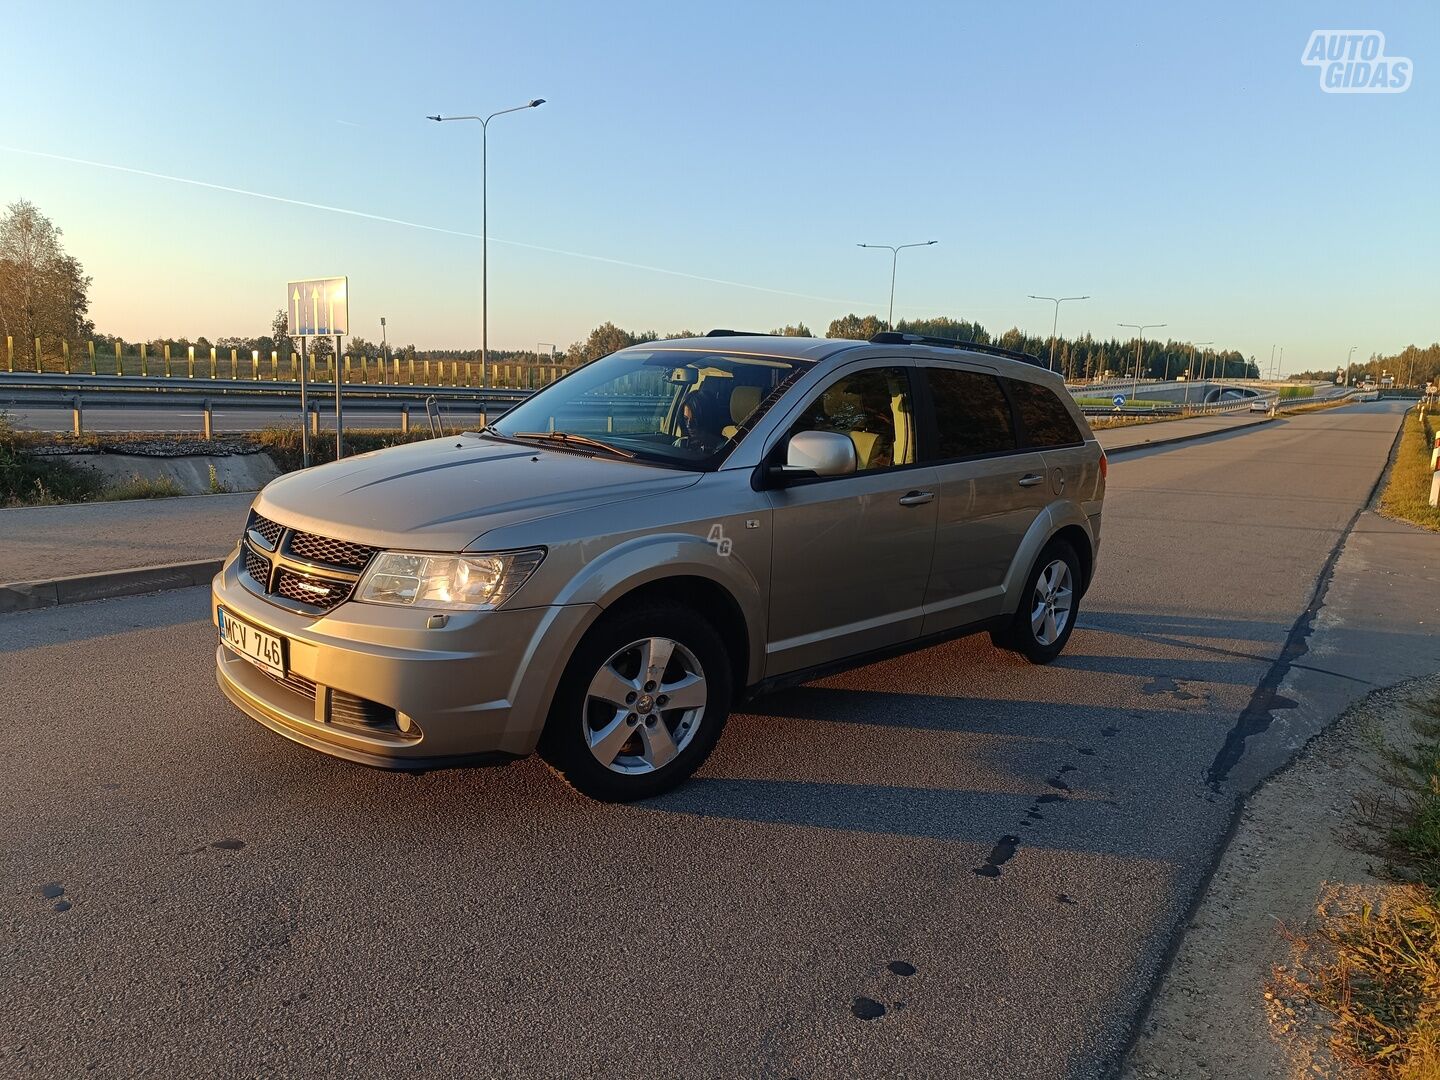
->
[1274,694,1440,1078]
[98,474,185,501]
[1379,409,1440,532]
[1279,385,1318,400]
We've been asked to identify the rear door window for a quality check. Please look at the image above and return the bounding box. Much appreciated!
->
[924,368,1016,460]
[1006,378,1084,447]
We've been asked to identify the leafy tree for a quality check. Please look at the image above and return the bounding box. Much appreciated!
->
[0,200,93,357]
[825,313,886,340]
[770,323,813,337]
[893,316,988,343]
[566,321,643,365]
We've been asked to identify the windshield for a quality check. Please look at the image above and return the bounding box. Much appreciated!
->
[490,348,810,468]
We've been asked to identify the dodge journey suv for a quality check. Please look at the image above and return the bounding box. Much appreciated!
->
[213,331,1105,800]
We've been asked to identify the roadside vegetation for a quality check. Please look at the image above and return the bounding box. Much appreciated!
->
[1,411,435,506]
[1379,408,1440,532]
[252,425,432,472]
[1073,397,1167,409]
[0,412,102,505]
[1278,385,1316,400]
[1273,691,1440,1078]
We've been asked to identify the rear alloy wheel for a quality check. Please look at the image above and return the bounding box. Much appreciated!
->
[541,603,732,801]
[992,540,1081,664]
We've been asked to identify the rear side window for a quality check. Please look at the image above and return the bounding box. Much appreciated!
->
[924,368,1016,459]
[1006,378,1083,447]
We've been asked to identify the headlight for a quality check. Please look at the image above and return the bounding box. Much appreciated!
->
[355,548,545,610]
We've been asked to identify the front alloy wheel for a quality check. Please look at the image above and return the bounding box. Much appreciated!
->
[584,637,707,774]
[540,602,732,801]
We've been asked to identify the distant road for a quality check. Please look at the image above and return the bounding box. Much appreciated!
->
[3,401,489,433]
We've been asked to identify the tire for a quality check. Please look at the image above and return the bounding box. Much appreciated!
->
[539,601,733,802]
[990,539,1082,665]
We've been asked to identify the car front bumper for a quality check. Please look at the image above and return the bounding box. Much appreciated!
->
[211,549,597,768]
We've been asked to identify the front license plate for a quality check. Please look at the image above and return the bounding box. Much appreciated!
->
[219,608,286,677]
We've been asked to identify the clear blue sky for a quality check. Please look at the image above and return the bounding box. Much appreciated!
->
[1,1,1435,371]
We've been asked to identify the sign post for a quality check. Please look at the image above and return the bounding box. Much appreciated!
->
[287,277,349,464]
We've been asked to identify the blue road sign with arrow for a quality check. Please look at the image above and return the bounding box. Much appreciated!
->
[287,277,348,337]
[1113,394,1126,407]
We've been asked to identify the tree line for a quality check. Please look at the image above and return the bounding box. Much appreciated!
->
[7,198,1434,387]
[1292,344,1440,389]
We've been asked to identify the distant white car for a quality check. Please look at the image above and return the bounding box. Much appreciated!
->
[1249,398,1271,413]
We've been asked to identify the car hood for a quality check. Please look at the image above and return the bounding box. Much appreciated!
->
[254,434,702,552]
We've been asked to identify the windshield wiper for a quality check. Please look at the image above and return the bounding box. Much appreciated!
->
[508,430,636,459]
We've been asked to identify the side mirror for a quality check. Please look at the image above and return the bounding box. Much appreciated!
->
[774,429,857,482]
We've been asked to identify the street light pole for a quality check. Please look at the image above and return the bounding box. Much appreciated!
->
[1346,344,1357,385]
[428,99,546,390]
[1027,294,1090,378]
[1185,340,1213,405]
[1118,322,1166,404]
[857,241,937,329]
[380,316,389,382]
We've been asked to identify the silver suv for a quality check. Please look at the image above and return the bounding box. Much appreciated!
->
[212,332,1105,800]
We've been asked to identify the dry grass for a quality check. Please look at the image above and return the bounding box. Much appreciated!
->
[1274,695,1440,1078]
[1379,409,1440,532]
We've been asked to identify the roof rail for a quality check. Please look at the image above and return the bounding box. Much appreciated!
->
[705,329,773,338]
[868,331,1050,370]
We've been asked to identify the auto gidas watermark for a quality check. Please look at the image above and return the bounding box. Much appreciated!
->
[1302,31,1412,94]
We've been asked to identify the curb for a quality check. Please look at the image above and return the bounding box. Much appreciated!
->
[1102,415,1276,456]
[0,559,225,614]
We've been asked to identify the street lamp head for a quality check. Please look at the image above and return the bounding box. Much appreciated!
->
[924,240,937,245]
[529,99,546,108]
[426,115,443,122]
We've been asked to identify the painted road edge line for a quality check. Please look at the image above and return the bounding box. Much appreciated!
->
[0,559,225,614]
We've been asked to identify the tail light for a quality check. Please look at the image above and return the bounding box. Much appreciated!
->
[1099,452,1108,481]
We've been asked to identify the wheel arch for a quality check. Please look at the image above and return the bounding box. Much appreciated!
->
[1001,503,1098,614]
[598,576,752,700]
[1051,523,1095,595]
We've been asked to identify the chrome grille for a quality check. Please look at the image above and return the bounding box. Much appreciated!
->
[237,512,369,616]
[287,531,377,571]
[246,511,284,550]
[273,568,351,610]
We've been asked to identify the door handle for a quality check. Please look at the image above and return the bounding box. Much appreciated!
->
[1018,474,1045,487]
[898,490,934,506]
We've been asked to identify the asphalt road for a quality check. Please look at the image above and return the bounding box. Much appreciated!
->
[0,402,1424,1078]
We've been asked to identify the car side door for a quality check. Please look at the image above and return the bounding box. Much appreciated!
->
[763,361,940,677]
[917,362,1052,635]
[1004,374,1099,517]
